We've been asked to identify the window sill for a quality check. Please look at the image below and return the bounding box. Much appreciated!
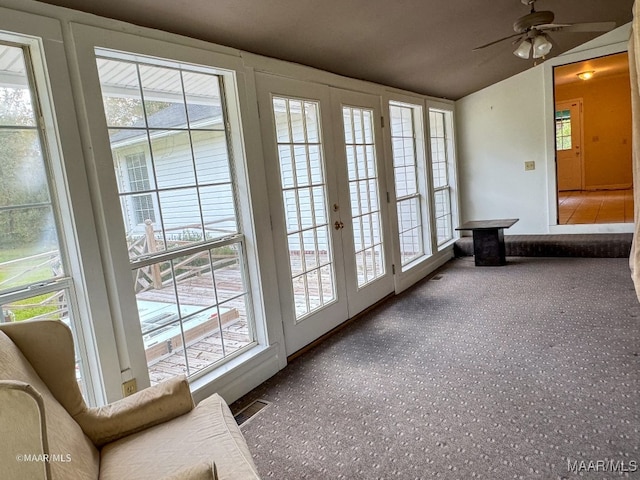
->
[189,343,281,404]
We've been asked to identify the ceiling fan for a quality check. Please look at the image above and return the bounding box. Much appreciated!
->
[473,0,616,60]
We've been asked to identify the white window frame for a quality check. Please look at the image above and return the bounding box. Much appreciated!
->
[384,94,459,293]
[388,100,432,270]
[95,48,259,384]
[427,104,459,249]
[69,23,280,401]
[0,8,124,406]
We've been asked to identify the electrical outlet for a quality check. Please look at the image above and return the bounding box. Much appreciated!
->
[524,161,535,171]
[122,378,137,397]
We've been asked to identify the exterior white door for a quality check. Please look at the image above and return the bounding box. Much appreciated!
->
[256,75,393,355]
[556,100,583,191]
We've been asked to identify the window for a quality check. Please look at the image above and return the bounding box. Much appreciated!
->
[0,42,88,396]
[124,152,156,225]
[389,102,430,268]
[429,109,455,246]
[555,109,572,150]
[96,50,256,385]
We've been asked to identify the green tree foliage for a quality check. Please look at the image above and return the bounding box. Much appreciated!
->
[102,95,172,127]
[0,87,53,249]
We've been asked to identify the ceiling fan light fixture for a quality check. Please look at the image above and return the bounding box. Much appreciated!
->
[513,39,532,59]
[577,70,595,80]
[532,33,552,58]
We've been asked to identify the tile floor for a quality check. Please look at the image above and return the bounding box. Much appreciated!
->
[558,188,634,224]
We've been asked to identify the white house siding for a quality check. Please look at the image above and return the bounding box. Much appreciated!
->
[114,128,237,241]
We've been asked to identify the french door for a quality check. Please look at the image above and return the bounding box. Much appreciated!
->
[256,75,393,355]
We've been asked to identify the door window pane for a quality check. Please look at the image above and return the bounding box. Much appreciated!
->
[555,110,572,151]
[272,97,336,320]
[343,106,385,287]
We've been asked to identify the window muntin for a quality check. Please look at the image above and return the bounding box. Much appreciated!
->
[342,106,385,287]
[0,42,88,396]
[429,109,454,246]
[96,50,255,384]
[272,97,336,320]
[389,103,427,267]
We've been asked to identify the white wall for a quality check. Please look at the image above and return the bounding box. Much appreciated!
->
[456,67,548,233]
[456,25,633,235]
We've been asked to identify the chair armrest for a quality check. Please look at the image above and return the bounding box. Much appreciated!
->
[0,380,51,480]
[74,375,194,447]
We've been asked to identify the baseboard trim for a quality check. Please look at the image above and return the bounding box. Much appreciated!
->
[584,183,632,191]
[394,247,454,294]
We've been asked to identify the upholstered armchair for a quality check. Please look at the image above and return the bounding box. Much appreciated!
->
[0,319,260,480]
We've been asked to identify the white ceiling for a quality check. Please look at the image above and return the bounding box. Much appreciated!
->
[35,0,634,100]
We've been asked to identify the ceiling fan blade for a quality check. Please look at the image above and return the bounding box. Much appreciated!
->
[473,33,524,51]
[536,23,571,30]
[548,21,616,33]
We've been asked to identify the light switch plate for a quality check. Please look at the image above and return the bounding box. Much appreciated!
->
[524,161,535,171]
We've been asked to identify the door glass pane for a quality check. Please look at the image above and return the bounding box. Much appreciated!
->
[555,109,572,151]
[342,106,385,287]
[272,97,336,321]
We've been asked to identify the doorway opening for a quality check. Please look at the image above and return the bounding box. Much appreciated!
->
[553,52,633,225]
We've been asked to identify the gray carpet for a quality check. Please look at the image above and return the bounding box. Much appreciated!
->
[233,257,640,479]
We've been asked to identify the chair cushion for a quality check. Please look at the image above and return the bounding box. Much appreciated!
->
[0,330,99,479]
[99,393,259,480]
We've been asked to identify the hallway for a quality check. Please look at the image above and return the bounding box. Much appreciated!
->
[558,188,634,224]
